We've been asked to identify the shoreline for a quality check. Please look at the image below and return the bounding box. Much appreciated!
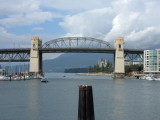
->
[77,72,112,76]
[77,72,135,79]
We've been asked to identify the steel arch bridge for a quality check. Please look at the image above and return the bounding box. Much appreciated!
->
[0,37,143,63]
[42,37,111,49]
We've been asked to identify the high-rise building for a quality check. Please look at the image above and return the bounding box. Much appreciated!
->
[144,49,160,73]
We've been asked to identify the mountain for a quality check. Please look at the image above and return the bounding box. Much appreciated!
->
[43,53,114,72]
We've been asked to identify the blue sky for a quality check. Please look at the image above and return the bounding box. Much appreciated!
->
[0,0,160,59]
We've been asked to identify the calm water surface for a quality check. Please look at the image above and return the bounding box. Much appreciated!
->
[0,73,160,120]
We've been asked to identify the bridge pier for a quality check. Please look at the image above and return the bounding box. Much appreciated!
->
[29,36,43,77]
[113,37,125,79]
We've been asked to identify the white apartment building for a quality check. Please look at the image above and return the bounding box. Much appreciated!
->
[98,59,107,67]
[144,49,160,74]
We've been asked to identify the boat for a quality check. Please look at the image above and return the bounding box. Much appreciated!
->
[145,75,154,81]
[0,75,6,81]
[143,74,160,81]
[152,75,160,81]
[41,77,48,82]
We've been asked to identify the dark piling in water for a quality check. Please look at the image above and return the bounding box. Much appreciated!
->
[9,75,11,81]
[24,74,25,80]
[78,85,95,120]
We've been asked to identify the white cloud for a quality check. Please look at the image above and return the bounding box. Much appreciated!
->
[0,0,54,27]
[105,12,141,41]
[60,8,115,39]
[0,0,160,51]
[60,0,160,49]
[0,0,40,15]
[0,12,53,27]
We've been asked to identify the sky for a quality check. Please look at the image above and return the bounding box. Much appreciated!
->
[0,0,160,59]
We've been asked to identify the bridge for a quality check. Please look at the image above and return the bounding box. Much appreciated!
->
[0,36,143,78]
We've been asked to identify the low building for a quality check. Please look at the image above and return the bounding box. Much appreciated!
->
[144,49,160,74]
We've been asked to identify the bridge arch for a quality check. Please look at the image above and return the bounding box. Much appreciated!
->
[42,37,111,49]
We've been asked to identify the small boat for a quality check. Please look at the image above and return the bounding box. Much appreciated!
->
[152,75,160,81]
[145,75,155,81]
[0,75,6,81]
[41,77,48,82]
[146,76,154,81]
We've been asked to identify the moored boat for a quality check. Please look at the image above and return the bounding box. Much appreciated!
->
[143,74,160,81]
[152,75,160,81]
[145,75,154,81]
[0,75,6,81]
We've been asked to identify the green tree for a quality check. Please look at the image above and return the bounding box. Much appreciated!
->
[88,61,113,73]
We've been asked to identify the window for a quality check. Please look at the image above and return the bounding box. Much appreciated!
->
[33,44,35,48]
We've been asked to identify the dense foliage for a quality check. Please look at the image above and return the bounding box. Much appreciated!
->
[89,62,143,75]
[88,61,113,73]
[64,63,143,75]
[125,64,143,73]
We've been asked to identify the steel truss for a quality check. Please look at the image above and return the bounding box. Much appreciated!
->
[124,53,143,64]
[42,37,111,49]
[0,52,30,62]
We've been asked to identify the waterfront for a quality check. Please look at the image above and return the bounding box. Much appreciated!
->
[0,73,160,120]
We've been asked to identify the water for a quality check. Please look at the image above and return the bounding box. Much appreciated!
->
[0,73,160,120]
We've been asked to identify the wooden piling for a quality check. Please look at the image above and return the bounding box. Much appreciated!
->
[78,85,95,120]
[9,75,11,81]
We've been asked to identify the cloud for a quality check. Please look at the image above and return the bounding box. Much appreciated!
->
[60,0,160,49]
[125,26,160,49]
[0,0,40,15]
[0,0,53,27]
[60,8,115,39]
[0,27,31,48]
[0,12,53,27]
[0,0,160,51]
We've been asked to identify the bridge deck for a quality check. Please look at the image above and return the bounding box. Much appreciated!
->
[0,48,143,54]
[39,48,116,53]
[0,48,30,53]
[124,49,144,54]
[0,48,143,62]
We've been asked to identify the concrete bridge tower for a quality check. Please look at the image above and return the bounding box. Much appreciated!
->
[29,36,42,74]
[113,37,125,78]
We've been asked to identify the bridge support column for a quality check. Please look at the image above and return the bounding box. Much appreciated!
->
[29,36,42,75]
[113,37,125,78]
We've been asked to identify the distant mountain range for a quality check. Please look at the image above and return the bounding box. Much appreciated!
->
[43,53,114,72]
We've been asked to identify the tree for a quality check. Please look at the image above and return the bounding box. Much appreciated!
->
[88,61,113,73]
[125,64,143,76]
